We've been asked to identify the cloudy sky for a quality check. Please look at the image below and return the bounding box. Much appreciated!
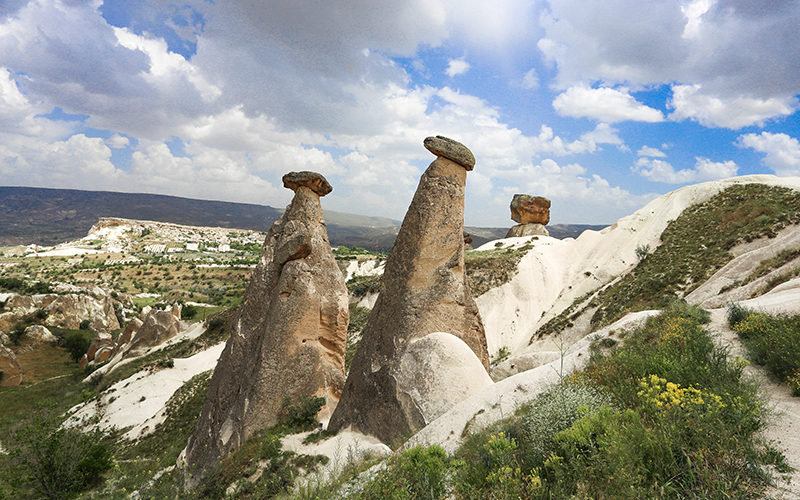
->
[1,0,799,226]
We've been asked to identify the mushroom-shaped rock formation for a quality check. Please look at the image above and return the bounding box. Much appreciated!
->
[328,137,489,445]
[506,194,551,237]
[183,171,348,490]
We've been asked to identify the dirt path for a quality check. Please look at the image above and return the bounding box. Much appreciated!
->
[708,308,800,499]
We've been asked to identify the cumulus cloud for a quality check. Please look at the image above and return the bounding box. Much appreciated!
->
[491,158,657,224]
[669,84,797,129]
[633,156,738,183]
[538,0,800,101]
[580,123,627,151]
[106,134,130,149]
[553,86,664,123]
[637,146,666,157]
[737,132,800,176]
[445,57,471,77]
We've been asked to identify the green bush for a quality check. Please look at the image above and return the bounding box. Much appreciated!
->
[4,402,112,500]
[78,319,91,331]
[727,305,800,395]
[64,332,91,363]
[282,395,325,431]
[362,445,448,500]
[183,304,198,319]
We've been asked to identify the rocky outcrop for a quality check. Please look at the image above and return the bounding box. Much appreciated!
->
[183,171,349,489]
[328,137,489,445]
[395,332,493,425]
[0,293,122,335]
[80,332,115,368]
[0,346,22,387]
[128,310,180,353]
[23,325,57,343]
[118,317,143,346]
[506,195,551,238]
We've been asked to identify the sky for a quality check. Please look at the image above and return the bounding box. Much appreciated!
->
[1,0,799,227]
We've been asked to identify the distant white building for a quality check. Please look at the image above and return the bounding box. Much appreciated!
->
[218,244,231,252]
[186,243,199,251]
[144,244,166,253]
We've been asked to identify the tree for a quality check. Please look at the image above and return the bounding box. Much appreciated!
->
[5,402,112,499]
[64,333,91,363]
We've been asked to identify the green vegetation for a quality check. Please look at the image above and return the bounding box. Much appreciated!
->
[464,244,532,297]
[345,304,371,371]
[2,402,112,500]
[727,304,800,396]
[334,246,383,260]
[0,277,53,295]
[346,275,382,298]
[64,332,92,363]
[536,184,800,334]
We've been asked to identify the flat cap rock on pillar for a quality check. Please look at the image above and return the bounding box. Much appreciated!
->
[510,194,550,224]
[283,171,333,196]
[328,138,489,446]
[183,172,348,489]
[423,136,475,170]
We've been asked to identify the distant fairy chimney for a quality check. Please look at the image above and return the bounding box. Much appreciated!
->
[506,194,550,238]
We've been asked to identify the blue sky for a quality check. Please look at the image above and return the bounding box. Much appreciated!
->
[1,0,799,227]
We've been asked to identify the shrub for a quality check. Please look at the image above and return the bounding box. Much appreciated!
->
[282,395,325,431]
[64,333,91,363]
[4,402,112,500]
[362,445,448,500]
[728,305,800,391]
[183,304,198,319]
[78,319,91,331]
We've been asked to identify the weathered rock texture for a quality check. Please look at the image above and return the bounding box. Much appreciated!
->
[424,136,476,170]
[183,172,348,489]
[328,137,489,445]
[395,332,493,424]
[23,325,57,343]
[0,293,121,334]
[0,346,22,387]
[510,195,550,224]
[506,194,551,238]
[128,309,181,353]
[505,224,550,238]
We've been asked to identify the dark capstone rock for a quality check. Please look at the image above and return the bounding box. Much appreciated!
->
[423,136,476,170]
[282,171,333,196]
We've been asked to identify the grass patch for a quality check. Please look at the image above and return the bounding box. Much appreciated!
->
[589,184,800,330]
[346,275,382,298]
[464,245,532,297]
[727,304,800,396]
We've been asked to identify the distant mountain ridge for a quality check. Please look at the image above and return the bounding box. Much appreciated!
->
[0,186,605,248]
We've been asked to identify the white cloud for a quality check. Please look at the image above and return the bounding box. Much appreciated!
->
[491,158,657,224]
[553,86,664,123]
[737,132,800,177]
[106,134,130,149]
[637,146,666,157]
[580,123,627,150]
[521,68,539,90]
[538,0,800,103]
[633,156,737,183]
[669,84,797,129]
[445,57,470,77]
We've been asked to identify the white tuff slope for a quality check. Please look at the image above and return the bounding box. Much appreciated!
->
[477,174,800,367]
